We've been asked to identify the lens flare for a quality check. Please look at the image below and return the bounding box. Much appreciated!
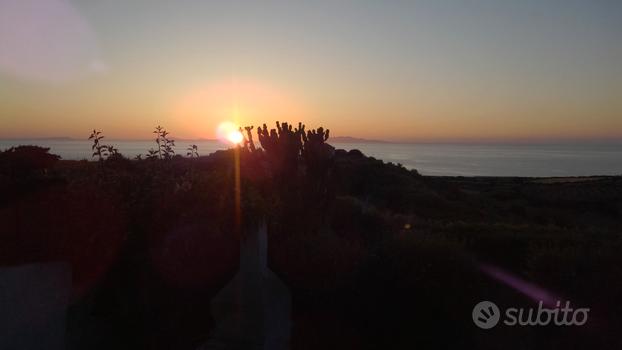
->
[0,0,107,83]
[228,130,244,145]
[216,121,244,145]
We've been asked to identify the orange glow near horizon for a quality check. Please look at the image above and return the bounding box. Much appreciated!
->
[1,75,620,142]
[1,2,622,142]
[171,78,309,140]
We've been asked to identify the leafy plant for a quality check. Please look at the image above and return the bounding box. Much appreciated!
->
[0,145,60,180]
[88,130,122,163]
[106,145,119,157]
[186,144,199,158]
[153,125,176,159]
[89,129,106,162]
[146,148,159,160]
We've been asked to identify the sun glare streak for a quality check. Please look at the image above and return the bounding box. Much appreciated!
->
[214,120,243,233]
[233,146,241,235]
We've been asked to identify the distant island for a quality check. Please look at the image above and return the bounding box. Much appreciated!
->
[0,136,77,141]
[329,136,390,144]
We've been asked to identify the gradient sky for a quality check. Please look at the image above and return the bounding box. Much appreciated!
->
[1,0,620,141]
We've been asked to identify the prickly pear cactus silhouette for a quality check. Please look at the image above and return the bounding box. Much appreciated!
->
[238,121,334,181]
[254,122,305,179]
[240,126,257,153]
[236,121,335,233]
[302,126,332,176]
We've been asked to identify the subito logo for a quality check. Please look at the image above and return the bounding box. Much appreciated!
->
[472,301,500,329]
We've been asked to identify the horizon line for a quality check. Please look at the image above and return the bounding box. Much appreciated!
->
[1,135,622,145]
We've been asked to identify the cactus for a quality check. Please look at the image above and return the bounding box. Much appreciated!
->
[243,126,256,152]
[248,121,333,174]
[239,121,335,235]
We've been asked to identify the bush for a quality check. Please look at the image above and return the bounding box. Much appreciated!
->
[0,145,60,179]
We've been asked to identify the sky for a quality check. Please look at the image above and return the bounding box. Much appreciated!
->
[0,0,620,142]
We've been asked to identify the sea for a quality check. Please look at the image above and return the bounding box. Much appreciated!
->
[1,139,621,177]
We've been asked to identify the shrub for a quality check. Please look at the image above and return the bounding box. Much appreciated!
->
[0,145,60,179]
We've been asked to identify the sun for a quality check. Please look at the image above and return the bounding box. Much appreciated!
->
[216,121,245,145]
[227,130,244,145]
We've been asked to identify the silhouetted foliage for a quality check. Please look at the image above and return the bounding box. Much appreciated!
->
[186,144,199,158]
[233,121,336,232]
[153,125,176,159]
[89,130,123,158]
[0,145,60,180]
[105,144,119,157]
[3,122,618,349]
[89,129,106,161]
[237,121,334,181]
[146,148,159,160]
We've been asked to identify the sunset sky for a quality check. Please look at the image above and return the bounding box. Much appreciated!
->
[1,0,620,141]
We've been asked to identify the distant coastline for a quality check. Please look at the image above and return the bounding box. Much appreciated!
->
[330,136,390,144]
[0,136,389,144]
[2,136,621,146]
[3,139,620,176]
[0,137,220,142]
